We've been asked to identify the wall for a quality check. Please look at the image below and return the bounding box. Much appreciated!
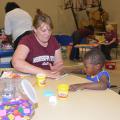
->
[0,0,76,35]
[102,0,120,35]
[0,0,120,35]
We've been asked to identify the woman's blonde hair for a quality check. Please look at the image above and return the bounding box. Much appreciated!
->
[106,24,114,31]
[33,10,53,29]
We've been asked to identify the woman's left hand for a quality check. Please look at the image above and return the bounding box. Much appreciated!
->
[49,61,63,71]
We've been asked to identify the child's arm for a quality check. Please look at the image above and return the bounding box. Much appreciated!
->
[62,66,85,75]
[69,75,109,91]
[71,69,86,75]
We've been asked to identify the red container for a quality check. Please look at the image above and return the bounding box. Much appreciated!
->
[105,61,116,70]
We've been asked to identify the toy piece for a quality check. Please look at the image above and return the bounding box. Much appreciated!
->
[0,98,34,120]
[49,96,57,105]
[43,90,54,97]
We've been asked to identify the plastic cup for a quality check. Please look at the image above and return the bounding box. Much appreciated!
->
[36,73,46,86]
[58,84,69,98]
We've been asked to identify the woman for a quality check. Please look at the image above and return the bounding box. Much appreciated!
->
[4,2,32,50]
[12,12,63,78]
[70,25,94,60]
[101,24,118,60]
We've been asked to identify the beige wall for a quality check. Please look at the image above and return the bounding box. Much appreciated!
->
[0,0,76,35]
[102,0,120,35]
[0,0,120,35]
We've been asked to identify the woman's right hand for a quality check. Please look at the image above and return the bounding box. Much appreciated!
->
[43,70,60,79]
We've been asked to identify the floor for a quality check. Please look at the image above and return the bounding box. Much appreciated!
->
[62,47,120,93]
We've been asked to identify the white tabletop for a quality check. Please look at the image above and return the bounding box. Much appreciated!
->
[31,74,120,120]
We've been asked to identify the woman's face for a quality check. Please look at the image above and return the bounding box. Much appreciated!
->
[35,22,52,43]
[106,26,113,32]
[106,28,111,32]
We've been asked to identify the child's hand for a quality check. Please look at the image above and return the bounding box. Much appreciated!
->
[69,84,83,92]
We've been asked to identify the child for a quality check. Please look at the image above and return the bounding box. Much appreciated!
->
[69,48,110,91]
[101,24,118,60]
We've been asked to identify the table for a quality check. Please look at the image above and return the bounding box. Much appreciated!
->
[31,74,120,120]
[74,44,99,59]
[75,44,98,48]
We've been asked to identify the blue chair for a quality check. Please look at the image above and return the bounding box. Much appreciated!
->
[55,35,73,46]
[0,49,14,57]
[0,48,14,68]
[55,35,73,58]
[0,62,12,68]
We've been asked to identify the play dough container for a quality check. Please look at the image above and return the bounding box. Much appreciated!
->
[0,79,38,119]
[58,84,69,98]
[36,73,46,86]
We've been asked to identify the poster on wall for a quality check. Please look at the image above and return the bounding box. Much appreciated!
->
[64,0,99,10]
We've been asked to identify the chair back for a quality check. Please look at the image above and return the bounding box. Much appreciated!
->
[55,35,73,46]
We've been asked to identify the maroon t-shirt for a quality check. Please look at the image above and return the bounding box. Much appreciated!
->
[104,31,118,43]
[19,33,60,70]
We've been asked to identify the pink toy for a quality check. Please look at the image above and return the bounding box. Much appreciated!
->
[0,110,6,116]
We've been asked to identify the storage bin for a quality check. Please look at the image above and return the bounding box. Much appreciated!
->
[0,78,37,119]
[105,61,116,70]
